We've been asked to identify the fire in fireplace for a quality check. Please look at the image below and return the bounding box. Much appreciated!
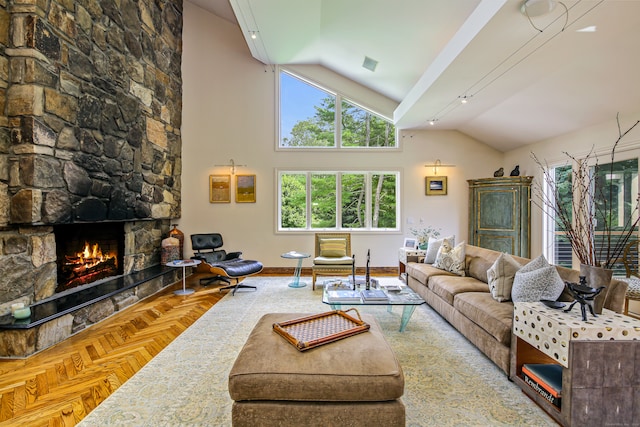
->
[54,223,125,293]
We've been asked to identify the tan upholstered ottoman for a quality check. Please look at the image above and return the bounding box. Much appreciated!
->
[229,313,405,427]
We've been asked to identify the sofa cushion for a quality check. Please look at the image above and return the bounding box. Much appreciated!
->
[487,252,522,302]
[511,255,565,302]
[454,292,514,346]
[429,275,489,305]
[464,245,506,283]
[406,262,455,286]
[433,240,466,276]
[314,255,353,265]
[465,257,492,283]
[424,235,454,264]
[319,238,347,257]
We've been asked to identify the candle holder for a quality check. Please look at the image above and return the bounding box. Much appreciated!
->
[563,277,605,321]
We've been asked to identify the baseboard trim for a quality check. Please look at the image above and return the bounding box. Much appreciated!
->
[259,267,397,276]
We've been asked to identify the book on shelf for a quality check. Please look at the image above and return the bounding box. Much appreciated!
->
[327,290,362,302]
[360,289,389,301]
[522,363,562,408]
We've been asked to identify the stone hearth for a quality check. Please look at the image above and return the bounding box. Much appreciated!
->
[0,0,185,356]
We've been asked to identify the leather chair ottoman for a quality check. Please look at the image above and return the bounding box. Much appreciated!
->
[229,313,405,427]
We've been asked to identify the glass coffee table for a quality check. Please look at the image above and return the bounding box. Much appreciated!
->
[322,282,425,332]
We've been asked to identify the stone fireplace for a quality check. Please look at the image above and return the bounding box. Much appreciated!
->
[0,0,185,357]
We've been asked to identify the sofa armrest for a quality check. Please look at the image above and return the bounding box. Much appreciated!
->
[605,278,629,313]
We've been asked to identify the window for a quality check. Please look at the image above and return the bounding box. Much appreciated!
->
[278,70,397,149]
[546,164,573,268]
[593,158,638,274]
[545,158,638,275]
[278,170,399,231]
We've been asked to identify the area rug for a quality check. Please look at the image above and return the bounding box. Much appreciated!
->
[78,277,555,426]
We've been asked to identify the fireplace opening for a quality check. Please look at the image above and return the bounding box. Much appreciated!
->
[54,223,125,294]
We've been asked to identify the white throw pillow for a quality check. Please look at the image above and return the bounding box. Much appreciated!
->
[511,255,565,302]
[487,252,521,302]
[433,240,466,276]
[424,235,455,264]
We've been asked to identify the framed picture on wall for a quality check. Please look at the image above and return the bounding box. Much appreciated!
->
[425,176,447,196]
[210,175,231,203]
[236,174,256,203]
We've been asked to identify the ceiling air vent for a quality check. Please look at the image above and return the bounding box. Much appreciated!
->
[362,56,378,72]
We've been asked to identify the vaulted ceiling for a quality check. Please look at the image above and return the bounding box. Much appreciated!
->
[189,0,640,152]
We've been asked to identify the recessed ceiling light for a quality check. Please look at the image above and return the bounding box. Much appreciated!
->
[362,56,378,72]
[576,25,597,32]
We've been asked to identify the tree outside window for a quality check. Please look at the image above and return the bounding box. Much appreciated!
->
[279,70,396,148]
[279,171,399,231]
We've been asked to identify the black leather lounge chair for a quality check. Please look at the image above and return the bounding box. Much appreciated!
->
[190,233,263,295]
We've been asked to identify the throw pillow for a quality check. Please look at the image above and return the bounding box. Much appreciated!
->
[433,240,466,276]
[487,252,521,302]
[511,255,565,302]
[424,235,455,264]
[319,238,347,257]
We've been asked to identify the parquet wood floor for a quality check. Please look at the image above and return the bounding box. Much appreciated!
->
[0,273,228,427]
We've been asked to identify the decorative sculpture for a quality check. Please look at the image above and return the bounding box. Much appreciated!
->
[352,254,356,290]
[493,167,504,177]
[563,277,605,321]
[510,165,520,176]
[365,249,371,290]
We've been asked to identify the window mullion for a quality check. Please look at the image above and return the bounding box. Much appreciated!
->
[335,95,342,148]
[306,172,313,230]
[336,172,342,230]
[365,172,372,229]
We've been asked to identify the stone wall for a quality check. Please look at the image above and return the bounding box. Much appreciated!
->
[3,0,182,225]
[0,0,184,316]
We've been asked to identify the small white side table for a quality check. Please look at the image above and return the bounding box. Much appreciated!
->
[398,248,426,281]
[166,259,201,295]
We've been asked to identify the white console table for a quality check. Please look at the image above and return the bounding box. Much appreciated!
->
[397,248,425,281]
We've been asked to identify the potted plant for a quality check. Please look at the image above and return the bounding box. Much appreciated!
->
[531,114,640,313]
[409,222,441,250]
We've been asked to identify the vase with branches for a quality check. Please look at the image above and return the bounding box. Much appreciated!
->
[409,221,441,249]
[531,114,640,270]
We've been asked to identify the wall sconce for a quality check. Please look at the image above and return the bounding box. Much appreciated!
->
[215,158,247,175]
[424,159,455,176]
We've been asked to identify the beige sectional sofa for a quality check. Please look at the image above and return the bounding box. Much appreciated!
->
[405,244,628,377]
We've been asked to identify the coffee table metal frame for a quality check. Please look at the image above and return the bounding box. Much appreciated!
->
[322,283,425,332]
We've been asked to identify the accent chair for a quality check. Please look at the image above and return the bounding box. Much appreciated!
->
[311,232,354,290]
[190,233,263,295]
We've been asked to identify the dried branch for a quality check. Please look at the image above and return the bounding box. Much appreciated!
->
[531,114,640,269]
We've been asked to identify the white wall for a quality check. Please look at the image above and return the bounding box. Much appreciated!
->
[504,113,640,259]
[181,2,505,268]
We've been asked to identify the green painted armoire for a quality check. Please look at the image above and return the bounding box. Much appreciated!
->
[468,176,532,258]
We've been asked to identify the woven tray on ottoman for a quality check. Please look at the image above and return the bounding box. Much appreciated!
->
[228,312,405,427]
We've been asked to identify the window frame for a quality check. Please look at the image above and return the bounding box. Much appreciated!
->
[276,68,399,151]
[276,168,401,233]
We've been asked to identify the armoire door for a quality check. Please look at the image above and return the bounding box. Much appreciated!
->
[468,177,532,257]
